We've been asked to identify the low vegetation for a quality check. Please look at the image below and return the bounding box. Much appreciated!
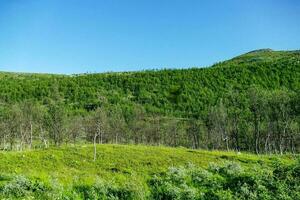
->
[0,145,298,199]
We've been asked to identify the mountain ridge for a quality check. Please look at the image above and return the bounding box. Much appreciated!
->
[1,49,299,76]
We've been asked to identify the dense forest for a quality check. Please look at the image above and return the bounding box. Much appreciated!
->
[0,49,299,153]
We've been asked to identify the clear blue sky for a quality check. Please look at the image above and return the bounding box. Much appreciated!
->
[0,0,299,74]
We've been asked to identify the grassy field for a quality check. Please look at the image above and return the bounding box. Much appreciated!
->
[0,144,294,183]
[0,145,299,199]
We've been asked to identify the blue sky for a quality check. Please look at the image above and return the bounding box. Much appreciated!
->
[0,0,299,74]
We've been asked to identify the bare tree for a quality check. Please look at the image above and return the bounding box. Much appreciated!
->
[92,107,109,161]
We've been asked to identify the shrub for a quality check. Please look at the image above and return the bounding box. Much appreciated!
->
[74,179,144,200]
[1,160,299,199]
[148,161,300,200]
[2,176,34,197]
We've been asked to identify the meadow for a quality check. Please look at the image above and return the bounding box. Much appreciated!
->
[0,144,299,199]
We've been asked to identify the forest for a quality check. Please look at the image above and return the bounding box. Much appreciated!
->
[0,49,299,154]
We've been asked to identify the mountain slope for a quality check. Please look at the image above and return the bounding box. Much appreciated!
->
[0,49,299,117]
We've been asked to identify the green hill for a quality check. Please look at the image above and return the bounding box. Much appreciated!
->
[0,49,299,116]
[0,49,299,153]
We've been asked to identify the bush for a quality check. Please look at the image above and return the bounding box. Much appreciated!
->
[0,160,299,199]
[148,161,300,200]
[2,176,32,197]
[74,179,144,200]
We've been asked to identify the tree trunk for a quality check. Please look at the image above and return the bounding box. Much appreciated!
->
[30,122,33,149]
[225,137,229,152]
[93,133,98,161]
[291,135,296,155]
[20,125,24,151]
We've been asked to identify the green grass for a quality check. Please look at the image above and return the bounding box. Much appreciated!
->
[0,145,299,199]
[0,144,296,185]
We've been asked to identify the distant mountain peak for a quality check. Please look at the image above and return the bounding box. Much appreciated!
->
[245,48,273,54]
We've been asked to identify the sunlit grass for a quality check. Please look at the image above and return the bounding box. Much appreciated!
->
[0,144,296,186]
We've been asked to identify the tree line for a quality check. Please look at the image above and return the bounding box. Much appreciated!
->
[0,86,298,154]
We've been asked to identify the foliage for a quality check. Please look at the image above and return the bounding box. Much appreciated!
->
[149,161,300,200]
[0,50,299,152]
[0,145,298,199]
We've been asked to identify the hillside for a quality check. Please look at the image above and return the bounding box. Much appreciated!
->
[1,144,294,184]
[0,145,299,199]
[216,49,300,67]
[0,50,300,199]
[0,49,299,153]
[0,49,299,116]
